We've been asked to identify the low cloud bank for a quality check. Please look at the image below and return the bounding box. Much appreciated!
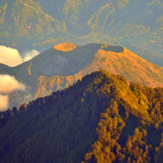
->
[0,94,9,111]
[0,46,23,67]
[0,46,39,111]
[0,75,25,111]
[0,75,25,94]
[0,45,39,67]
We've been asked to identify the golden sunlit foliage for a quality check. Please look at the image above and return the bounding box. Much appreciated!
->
[83,71,163,163]
[0,70,162,163]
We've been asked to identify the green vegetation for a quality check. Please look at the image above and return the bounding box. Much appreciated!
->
[0,70,162,163]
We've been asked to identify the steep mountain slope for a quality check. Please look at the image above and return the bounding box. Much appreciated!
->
[0,0,162,65]
[33,43,163,98]
[0,70,162,163]
[0,43,162,108]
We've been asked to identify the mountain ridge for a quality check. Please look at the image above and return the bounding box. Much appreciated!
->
[0,70,162,162]
[33,43,163,98]
[0,43,162,108]
[0,0,162,66]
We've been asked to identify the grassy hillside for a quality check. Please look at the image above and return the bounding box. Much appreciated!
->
[0,70,162,162]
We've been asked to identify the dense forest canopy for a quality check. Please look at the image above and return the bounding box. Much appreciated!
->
[0,70,163,163]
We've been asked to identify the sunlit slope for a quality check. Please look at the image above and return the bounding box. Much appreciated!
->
[34,43,163,98]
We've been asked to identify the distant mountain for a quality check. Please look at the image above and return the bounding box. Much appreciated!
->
[35,43,163,98]
[0,70,163,163]
[0,0,162,65]
[0,43,163,108]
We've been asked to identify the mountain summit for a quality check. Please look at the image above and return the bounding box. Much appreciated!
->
[53,43,77,52]
[34,43,163,98]
[0,43,162,108]
[0,0,162,66]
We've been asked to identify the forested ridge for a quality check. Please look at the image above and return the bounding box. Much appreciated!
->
[0,70,163,163]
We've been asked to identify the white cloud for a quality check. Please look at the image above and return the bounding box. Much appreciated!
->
[0,75,25,94]
[0,75,26,111]
[0,45,40,67]
[0,46,40,111]
[0,94,9,111]
[0,45,23,67]
[23,49,39,62]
